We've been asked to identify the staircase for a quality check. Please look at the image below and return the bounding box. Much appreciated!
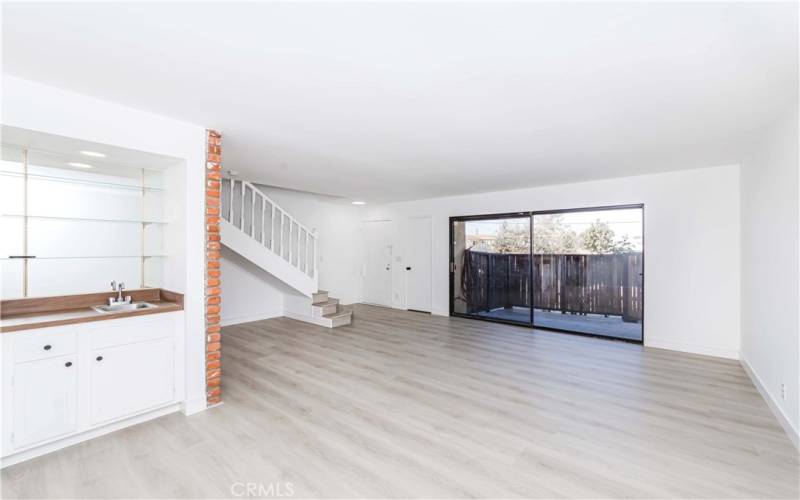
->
[220,178,352,328]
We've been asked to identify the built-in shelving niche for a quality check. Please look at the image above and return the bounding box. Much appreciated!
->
[1,145,167,298]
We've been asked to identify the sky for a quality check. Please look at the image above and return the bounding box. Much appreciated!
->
[463,208,643,250]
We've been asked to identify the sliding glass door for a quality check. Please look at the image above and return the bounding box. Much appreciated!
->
[450,213,532,326]
[450,205,644,342]
[532,207,643,341]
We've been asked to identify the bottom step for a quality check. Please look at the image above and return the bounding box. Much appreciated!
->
[286,309,352,328]
[323,310,352,328]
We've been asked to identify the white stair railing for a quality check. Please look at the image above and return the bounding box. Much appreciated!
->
[221,178,318,281]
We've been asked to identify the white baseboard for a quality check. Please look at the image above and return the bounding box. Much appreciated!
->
[220,310,282,327]
[740,355,799,450]
[431,308,449,317]
[644,338,739,360]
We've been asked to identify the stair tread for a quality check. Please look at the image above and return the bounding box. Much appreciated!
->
[323,310,352,319]
[312,299,339,307]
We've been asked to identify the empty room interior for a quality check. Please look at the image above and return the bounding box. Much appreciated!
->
[0,1,798,499]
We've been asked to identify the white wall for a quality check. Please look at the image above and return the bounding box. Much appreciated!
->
[2,76,208,414]
[362,165,742,359]
[220,247,288,325]
[740,106,799,445]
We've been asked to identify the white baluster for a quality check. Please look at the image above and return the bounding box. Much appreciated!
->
[313,230,318,279]
[289,221,295,266]
[261,196,267,245]
[228,178,234,222]
[270,204,275,251]
[250,190,256,238]
[303,230,309,273]
[240,183,246,231]
[279,213,284,259]
[299,229,305,272]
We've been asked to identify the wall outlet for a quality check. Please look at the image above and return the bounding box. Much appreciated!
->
[780,383,787,400]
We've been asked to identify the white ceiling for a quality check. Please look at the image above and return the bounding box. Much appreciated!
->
[2,2,797,203]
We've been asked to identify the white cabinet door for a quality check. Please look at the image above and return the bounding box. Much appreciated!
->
[89,338,174,425]
[12,354,78,449]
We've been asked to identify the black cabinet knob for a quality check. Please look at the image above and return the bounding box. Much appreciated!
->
[406,266,412,271]
[65,361,72,367]
[43,344,52,350]
[96,356,103,361]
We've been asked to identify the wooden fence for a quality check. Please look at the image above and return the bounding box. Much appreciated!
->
[462,250,643,322]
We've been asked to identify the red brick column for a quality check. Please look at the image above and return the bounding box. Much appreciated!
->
[205,130,222,405]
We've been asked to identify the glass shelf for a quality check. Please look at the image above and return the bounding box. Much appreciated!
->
[1,214,167,225]
[2,255,166,260]
[0,170,164,192]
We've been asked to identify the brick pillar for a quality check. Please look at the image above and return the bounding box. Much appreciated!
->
[205,130,222,405]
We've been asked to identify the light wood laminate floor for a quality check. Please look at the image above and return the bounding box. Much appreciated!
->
[3,304,798,499]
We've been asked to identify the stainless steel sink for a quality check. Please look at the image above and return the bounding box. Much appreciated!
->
[93,302,157,314]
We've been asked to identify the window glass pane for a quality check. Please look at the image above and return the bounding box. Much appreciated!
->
[451,216,531,325]
[533,208,643,341]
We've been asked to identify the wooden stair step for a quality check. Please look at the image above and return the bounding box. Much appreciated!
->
[311,290,329,304]
[323,310,351,319]
[312,298,339,307]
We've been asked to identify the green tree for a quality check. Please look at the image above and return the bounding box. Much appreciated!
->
[612,234,635,253]
[493,221,529,253]
[532,214,579,254]
[580,220,617,254]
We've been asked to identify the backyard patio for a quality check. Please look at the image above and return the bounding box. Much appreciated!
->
[478,307,642,340]
[461,250,643,341]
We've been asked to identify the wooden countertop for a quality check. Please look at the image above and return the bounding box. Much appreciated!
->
[0,288,184,333]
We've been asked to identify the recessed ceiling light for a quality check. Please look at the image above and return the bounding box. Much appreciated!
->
[352,201,366,205]
[79,150,106,158]
[67,162,93,169]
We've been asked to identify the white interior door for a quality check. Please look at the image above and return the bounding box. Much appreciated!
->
[363,220,392,307]
[406,217,432,312]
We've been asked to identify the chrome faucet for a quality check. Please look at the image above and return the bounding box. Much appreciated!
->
[109,281,132,306]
